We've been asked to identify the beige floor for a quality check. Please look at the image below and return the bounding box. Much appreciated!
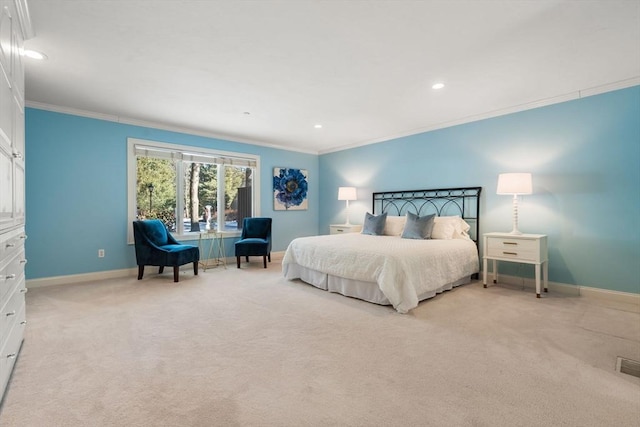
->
[1,261,639,426]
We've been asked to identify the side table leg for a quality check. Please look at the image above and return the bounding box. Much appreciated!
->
[535,264,541,298]
[483,257,488,288]
[543,260,549,293]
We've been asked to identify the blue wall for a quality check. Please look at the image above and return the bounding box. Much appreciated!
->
[25,109,319,280]
[26,86,640,294]
[319,86,640,294]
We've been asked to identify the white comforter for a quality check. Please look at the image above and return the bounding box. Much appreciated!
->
[282,233,479,313]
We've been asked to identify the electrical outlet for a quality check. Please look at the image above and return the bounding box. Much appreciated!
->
[98,249,105,258]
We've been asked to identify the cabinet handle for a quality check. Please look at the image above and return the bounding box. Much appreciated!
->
[20,288,27,293]
[20,259,27,264]
[503,242,517,245]
[4,274,16,280]
[6,243,15,248]
[6,311,16,317]
[12,152,23,159]
[6,353,17,359]
[20,321,27,325]
[20,235,27,239]
[502,251,518,255]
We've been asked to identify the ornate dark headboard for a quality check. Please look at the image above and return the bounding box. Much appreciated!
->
[372,187,482,245]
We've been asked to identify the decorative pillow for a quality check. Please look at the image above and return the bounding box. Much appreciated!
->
[361,212,387,236]
[401,212,435,240]
[431,216,471,240]
[383,215,407,236]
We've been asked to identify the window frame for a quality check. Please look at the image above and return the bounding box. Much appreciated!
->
[127,137,261,243]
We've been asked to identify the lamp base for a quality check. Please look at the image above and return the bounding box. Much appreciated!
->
[508,195,524,235]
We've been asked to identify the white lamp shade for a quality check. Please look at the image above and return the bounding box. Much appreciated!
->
[496,173,532,195]
[338,187,357,201]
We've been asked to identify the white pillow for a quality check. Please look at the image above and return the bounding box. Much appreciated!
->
[431,216,471,240]
[383,215,406,236]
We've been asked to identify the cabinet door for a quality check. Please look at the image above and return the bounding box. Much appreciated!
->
[0,142,12,231]
[0,1,11,76]
[10,16,22,101]
[12,97,23,224]
[0,60,11,155]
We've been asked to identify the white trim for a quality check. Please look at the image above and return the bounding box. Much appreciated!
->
[28,264,639,312]
[483,271,640,312]
[127,138,261,243]
[26,268,137,289]
[579,286,640,310]
[319,77,640,154]
[26,79,639,157]
[270,251,285,262]
[25,261,235,289]
[25,101,319,155]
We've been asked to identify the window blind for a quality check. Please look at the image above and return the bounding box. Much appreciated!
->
[134,144,257,167]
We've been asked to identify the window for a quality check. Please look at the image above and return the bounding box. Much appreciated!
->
[127,138,260,242]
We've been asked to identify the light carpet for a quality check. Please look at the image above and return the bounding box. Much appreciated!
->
[1,259,639,426]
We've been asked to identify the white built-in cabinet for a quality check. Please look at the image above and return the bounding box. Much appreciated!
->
[0,0,31,403]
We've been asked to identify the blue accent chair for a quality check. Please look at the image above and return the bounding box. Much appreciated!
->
[235,217,272,268]
[133,220,199,282]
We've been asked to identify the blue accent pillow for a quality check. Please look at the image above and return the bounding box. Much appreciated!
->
[362,212,387,236]
[401,212,435,239]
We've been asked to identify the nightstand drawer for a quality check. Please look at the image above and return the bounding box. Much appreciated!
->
[486,237,538,252]
[330,224,362,235]
[486,236,539,261]
[486,246,537,261]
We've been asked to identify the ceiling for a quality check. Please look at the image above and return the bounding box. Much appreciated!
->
[23,1,640,154]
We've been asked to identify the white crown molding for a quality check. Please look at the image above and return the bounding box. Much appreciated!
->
[26,76,640,157]
[24,101,320,155]
[319,77,640,154]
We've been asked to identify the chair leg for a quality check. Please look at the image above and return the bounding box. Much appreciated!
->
[173,266,179,282]
[263,255,267,268]
[268,253,271,262]
[237,256,241,268]
[159,266,164,274]
[138,265,144,280]
[193,261,198,276]
[245,256,249,262]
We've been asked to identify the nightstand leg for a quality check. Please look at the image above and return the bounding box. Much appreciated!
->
[492,260,497,284]
[543,261,548,293]
[483,258,488,288]
[535,264,541,298]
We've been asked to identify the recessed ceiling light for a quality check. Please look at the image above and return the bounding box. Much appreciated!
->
[22,49,47,60]
[432,83,445,90]
[314,124,323,129]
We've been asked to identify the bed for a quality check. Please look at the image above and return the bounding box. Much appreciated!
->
[282,187,482,313]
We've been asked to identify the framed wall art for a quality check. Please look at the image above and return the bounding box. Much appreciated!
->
[273,167,308,211]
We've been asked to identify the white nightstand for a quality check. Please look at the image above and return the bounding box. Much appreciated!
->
[483,232,548,298]
[329,224,362,235]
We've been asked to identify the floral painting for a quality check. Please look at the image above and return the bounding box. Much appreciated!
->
[273,167,308,210]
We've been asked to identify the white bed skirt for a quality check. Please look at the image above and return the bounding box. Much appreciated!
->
[283,263,471,307]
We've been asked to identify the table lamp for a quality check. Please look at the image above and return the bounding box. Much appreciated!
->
[497,173,532,235]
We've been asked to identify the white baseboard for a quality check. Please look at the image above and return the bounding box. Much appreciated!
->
[483,271,639,311]
[26,268,137,288]
[26,264,639,310]
[25,255,265,289]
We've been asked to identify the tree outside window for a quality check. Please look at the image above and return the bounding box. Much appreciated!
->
[130,139,258,239]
